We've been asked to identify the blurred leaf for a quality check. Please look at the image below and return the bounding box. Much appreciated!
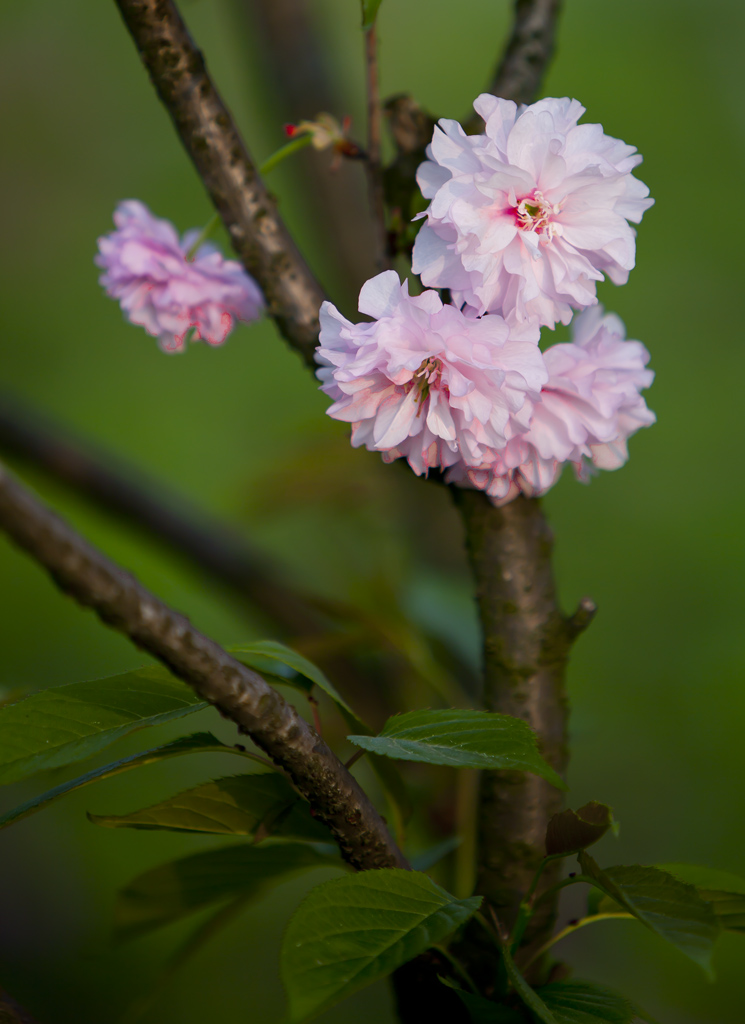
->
[89,771,329,843]
[579,854,720,972]
[411,836,461,872]
[0,732,265,830]
[545,802,615,856]
[0,667,206,785]
[348,709,566,789]
[361,0,383,29]
[536,980,641,1023]
[116,842,342,940]
[500,943,557,1024]
[281,868,482,1022]
[231,640,412,839]
[658,864,745,933]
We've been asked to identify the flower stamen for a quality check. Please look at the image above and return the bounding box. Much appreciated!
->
[514,190,563,240]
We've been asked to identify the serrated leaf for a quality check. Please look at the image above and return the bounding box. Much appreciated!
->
[0,732,265,830]
[361,0,383,28]
[579,854,720,972]
[500,944,557,1024]
[348,709,566,789]
[537,980,637,1023]
[0,667,206,785]
[281,868,482,1022]
[546,802,615,856]
[658,864,745,933]
[89,771,329,843]
[116,842,342,940]
[231,640,412,840]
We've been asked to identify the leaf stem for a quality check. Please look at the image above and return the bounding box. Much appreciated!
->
[522,912,633,973]
[185,212,221,260]
[432,944,479,994]
[259,133,313,176]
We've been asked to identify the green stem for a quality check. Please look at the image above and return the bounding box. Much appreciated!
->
[259,134,313,176]
[185,212,221,260]
[522,912,633,973]
[510,853,567,950]
[432,945,478,995]
[531,873,595,910]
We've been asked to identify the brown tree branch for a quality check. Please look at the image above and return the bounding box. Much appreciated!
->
[113,0,325,370]
[465,0,563,133]
[0,459,407,873]
[0,393,323,637]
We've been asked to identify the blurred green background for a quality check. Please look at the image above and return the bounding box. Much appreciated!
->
[0,0,744,1020]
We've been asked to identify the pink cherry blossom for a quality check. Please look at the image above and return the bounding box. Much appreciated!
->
[96,200,264,352]
[447,306,655,503]
[315,271,547,477]
[412,95,653,328]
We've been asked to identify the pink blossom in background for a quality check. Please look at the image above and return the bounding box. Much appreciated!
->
[412,96,653,328]
[448,306,655,503]
[315,270,547,478]
[96,200,264,352]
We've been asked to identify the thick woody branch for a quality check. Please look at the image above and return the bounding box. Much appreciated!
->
[114,0,325,369]
[0,394,322,637]
[0,460,407,873]
[455,491,574,956]
[465,0,562,132]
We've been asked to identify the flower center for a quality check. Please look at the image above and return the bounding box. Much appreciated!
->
[410,356,444,412]
[513,190,562,239]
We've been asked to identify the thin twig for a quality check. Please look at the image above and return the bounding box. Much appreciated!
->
[114,0,326,369]
[464,0,563,132]
[364,25,389,270]
[232,0,376,296]
[0,459,407,873]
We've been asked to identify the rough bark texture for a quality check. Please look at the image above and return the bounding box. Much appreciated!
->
[456,493,586,954]
[0,461,407,873]
[114,0,325,369]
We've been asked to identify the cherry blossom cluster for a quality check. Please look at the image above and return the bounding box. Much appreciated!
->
[96,201,264,353]
[317,95,656,504]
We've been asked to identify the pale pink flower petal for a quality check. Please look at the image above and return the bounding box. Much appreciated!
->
[412,96,653,328]
[96,200,264,352]
[445,307,655,503]
[315,271,547,478]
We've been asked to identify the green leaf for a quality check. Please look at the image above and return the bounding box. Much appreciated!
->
[537,980,638,1023]
[579,854,720,972]
[348,709,566,789]
[361,0,383,28]
[116,842,342,940]
[545,802,615,856]
[658,864,745,933]
[232,640,412,840]
[281,868,482,1022]
[0,732,265,830]
[89,772,329,843]
[0,667,206,785]
[500,943,557,1024]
